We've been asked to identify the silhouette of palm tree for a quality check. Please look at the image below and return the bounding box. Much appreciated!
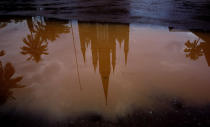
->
[21,17,70,63]
[184,39,203,60]
[0,51,25,105]
[21,34,48,63]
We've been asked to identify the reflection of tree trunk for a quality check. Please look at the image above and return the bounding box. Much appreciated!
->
[193,33,210,43]
[27,18,34,33]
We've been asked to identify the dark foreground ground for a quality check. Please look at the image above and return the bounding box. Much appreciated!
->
[0,0,210,31]
[1,97,210,127]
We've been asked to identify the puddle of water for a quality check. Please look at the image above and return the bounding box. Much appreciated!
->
[0,17,210,125]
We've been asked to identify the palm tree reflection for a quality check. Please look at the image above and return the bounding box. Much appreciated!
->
[184,39,202,60]
[21,34,48,62]
[184,32,210,66]
[0,50,25,105]
[21,17,70,63]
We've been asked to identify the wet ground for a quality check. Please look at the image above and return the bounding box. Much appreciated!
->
[1,0,210,126]
[0,0,210,30]
[0,17,210,126]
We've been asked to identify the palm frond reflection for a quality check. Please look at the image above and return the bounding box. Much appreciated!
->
[0,50,25,105]
[184,39,203,60]
[184,32,210,66]
[21,17,70,63]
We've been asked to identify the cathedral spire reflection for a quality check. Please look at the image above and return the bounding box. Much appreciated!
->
[78,23,129,104]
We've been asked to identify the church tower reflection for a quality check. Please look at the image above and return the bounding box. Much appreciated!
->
[78,23,129,104]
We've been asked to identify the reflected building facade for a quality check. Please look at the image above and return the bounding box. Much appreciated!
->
[78,23,129,104]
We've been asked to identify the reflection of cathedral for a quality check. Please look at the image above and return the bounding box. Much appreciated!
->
[78,23,129,104]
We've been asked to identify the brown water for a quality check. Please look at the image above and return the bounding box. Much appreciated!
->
[0,17,210,126]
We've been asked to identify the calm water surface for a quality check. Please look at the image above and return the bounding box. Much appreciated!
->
[0,17,210,126]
